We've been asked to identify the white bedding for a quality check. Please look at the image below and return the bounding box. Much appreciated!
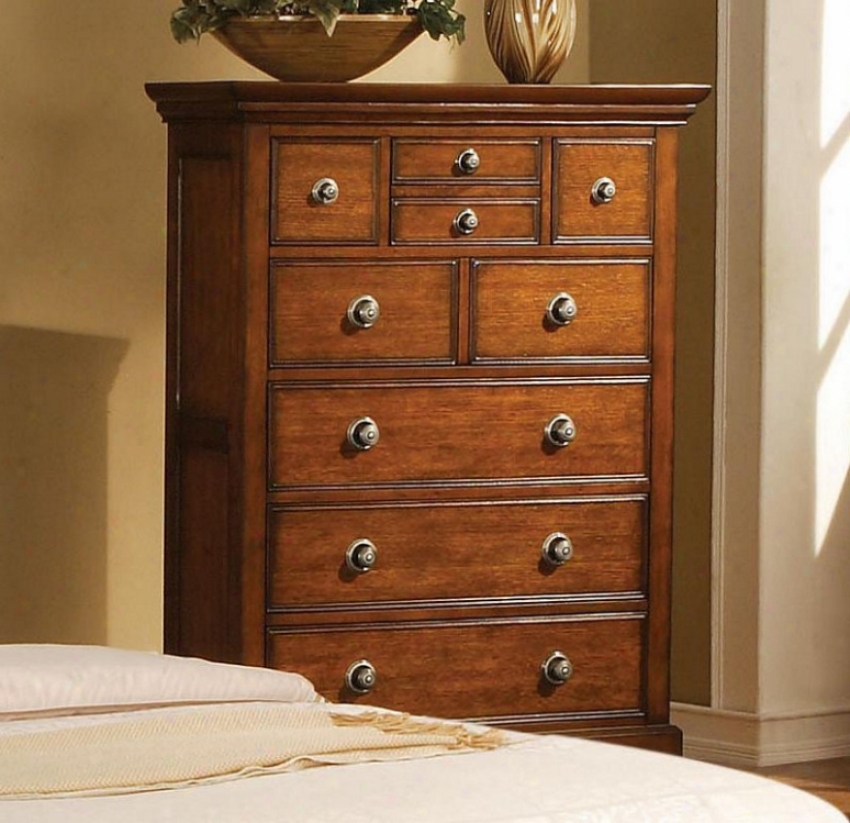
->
[0,645,843,823]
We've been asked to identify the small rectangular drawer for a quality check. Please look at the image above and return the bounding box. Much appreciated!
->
[269,260,458,367]
[268,615,644,720]
[271,138,380,244]
[268,496,647,609]
[392,139,541,184]
[268,379,648,489]
[554,139,654,242]
[391,199,539,245]
[471,259,651,362]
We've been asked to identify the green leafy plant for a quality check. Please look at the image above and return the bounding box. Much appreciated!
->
[171,0,465,45]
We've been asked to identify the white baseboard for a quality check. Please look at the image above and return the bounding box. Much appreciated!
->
[672,702,850,767]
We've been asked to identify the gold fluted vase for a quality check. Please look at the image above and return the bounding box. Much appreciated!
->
[484,0,576,84]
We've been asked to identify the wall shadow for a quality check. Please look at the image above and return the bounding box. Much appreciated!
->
[587,0,718,705]
[0,326,127,645]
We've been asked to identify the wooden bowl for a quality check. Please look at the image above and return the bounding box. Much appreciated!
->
[212,15,424,83]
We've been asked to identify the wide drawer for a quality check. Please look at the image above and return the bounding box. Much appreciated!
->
[471,259,651,362]
[271,138,379,244]
[269,260,458,367]
[268,379,648,489]
[392,139,541,184]
[554,139,653,242]
[268,615,645,719]
[268,496,647,609]
[391,199,539,245]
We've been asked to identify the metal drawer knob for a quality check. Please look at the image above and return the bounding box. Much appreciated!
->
[454,208,480,236]
[345,539,378,574]
[347,417,380,451]
[347,295,381,329]
[345,659,377,694]
[541,651,573,685]
[542,532,573,566]
[546,293,578,326]
[544,414,577,448]
[456,148,481,175]
[311,177,340,205]
[591,176,617,204]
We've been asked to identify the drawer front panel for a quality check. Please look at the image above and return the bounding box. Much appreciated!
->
[391,199,539,245]
[554,140,653,242]
[268,497,647,608]
[268,616,644,719]
[471,260,651,362]
[271,139,379,244]
[392,139,541,183]
[270,260,458,366]
[268,380,648,488]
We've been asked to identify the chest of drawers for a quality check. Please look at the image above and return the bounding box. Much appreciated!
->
[147,82,708,753]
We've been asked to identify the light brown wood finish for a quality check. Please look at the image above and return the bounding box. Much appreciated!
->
[147,82,709,752]
[269,260,458,366]
[268,380,649,488]
[471,259,651,362]
[392,139,541,183]
[391,199,540,244]
[267,496,647,607]
[268,615,644,720]
[213,16,424,84]
[753,758,850,818]
[554,139,654,242]
[271,138,380,244]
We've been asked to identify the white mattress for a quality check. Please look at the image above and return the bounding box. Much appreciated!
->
[1,704,844,823]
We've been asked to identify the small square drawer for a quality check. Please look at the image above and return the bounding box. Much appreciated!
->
[269,260,457,367]
[268,379,648,489]
[392,199,540,245]
[554,139,654,242]
[471,259,651,363]
[268,615,645,720]
[392,139,541,184]
[271,138,379,245]
[268,496,647,609]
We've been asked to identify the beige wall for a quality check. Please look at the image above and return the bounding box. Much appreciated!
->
[711,0,763,714]
[0,2,589,651]
[588,0,718,706]
[385,0,590,84]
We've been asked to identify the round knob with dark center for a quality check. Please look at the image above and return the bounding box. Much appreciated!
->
[454,208,480,236]
[346,417,380,451]
[311,177,340,205]
[541,651,573,686]
[345,660,377,694]
[542,532,573,567]
[456,148,481,175]
[546,292,578,326]
[347,295,381,329]
[544,414,577,448]
[345,539,378,574]
[591,176,617,204]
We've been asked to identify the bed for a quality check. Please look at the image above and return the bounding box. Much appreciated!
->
[0,645,843,822]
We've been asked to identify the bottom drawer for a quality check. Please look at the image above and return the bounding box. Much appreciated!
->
[268,616,644,721]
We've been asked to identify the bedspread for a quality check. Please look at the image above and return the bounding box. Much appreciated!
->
[0,702,503,799]
[1,703,845,822]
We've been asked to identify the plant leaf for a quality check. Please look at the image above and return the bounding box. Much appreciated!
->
[416,0,464,43]
[169,0,464,43]
[305,0,343,34]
